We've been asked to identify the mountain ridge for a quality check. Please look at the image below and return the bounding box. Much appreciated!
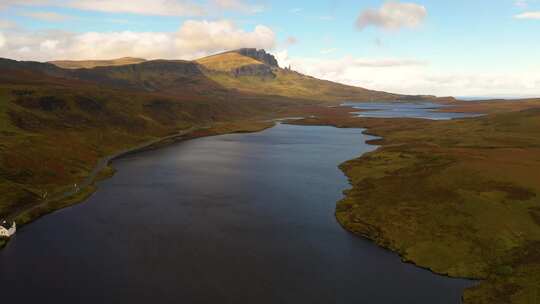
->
[49,57,147,69]
[0,48,447,250]
[4,49,415,103]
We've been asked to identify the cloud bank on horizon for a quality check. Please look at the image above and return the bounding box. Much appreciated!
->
[0,0,539,97]
[0,20,274,61]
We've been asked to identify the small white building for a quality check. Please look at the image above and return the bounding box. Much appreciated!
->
[0,220,16,238]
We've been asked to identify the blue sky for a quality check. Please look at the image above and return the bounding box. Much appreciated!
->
[0,0,539,96]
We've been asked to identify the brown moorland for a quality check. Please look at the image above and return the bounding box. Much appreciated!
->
[4,48,539,304]
[285,100,540,304]
[1,49,417,248]
[49,57,147,69]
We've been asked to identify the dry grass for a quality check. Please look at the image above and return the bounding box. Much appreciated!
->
[49,57,147,69]
[0,80,287,225]
[439,98,540,114]
[288,103,540,304]
[205,69,400,103]
[197,52,262,72]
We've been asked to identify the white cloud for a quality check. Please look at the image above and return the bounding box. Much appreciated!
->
[0,20,276,61]
[0,0,205,15]
[283,36,298,47]
[174,20,275,58]
[68,0,206,16]
[0,0,52,10]
[514,11,540,19]
[39,39,59,51]
[0,19,17,29]
[21,11,72,22]
[294,55,426,70]
[210,0,263,14]
[276,50,427,79]
[356,2,427,31]
[274,51,540,96]
[273,49,289,68]
[0,32,5,49]
[320,48,337,54]
[69,31,174,59]
[0,0,263,16]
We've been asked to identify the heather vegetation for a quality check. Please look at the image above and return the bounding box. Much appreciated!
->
[0,49,405,228]
[3,48,540,304]
[288,103,540,304]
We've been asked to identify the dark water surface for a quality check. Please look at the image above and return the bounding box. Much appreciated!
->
[0,123,472,303]
[344,102,483,120]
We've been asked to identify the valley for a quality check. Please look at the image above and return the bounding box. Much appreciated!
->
[1,48,540,304]
[1,48,406,233]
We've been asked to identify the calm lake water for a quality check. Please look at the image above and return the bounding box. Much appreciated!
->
[0,120,473,303]
[344,102,483,120]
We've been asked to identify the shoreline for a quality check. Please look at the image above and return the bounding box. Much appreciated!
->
[331,131,485,302]
[284,117,483,284]
[1,121,274,249]
[283,112,483,286]
[282,117,484,302]
[337,129,481,285]
[285,104,540,304]
[3,103,538,303]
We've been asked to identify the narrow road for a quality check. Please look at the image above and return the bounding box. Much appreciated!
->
[8,125,208,222]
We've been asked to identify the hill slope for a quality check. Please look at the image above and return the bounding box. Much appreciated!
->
[197,52,263,72]
[198,48,405,102]
[0,48,423,234]
[9,49,411,103]
[288,105,540,304]
[49,57,147,69]
[0,56,291,228]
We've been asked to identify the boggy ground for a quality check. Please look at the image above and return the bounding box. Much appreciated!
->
[283,101,540,304]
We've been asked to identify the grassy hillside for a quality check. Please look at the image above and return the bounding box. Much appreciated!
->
[287,103,540,304]
[0,59,294,229]
[0,48,426,244]
[49,57,147,69]
[42,49,407,104]
[197,52,262,72]
[198,49,404,103]
[9,50,406,104]
[208,67,403,102]
[2,50,539,303]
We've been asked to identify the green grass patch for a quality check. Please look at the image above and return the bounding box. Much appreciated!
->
[300,108,540,304]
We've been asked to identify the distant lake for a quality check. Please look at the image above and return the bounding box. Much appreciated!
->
[344,102,483,120]
[0,113,474,303]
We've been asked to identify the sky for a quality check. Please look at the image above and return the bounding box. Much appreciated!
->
[0,0,539,97]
